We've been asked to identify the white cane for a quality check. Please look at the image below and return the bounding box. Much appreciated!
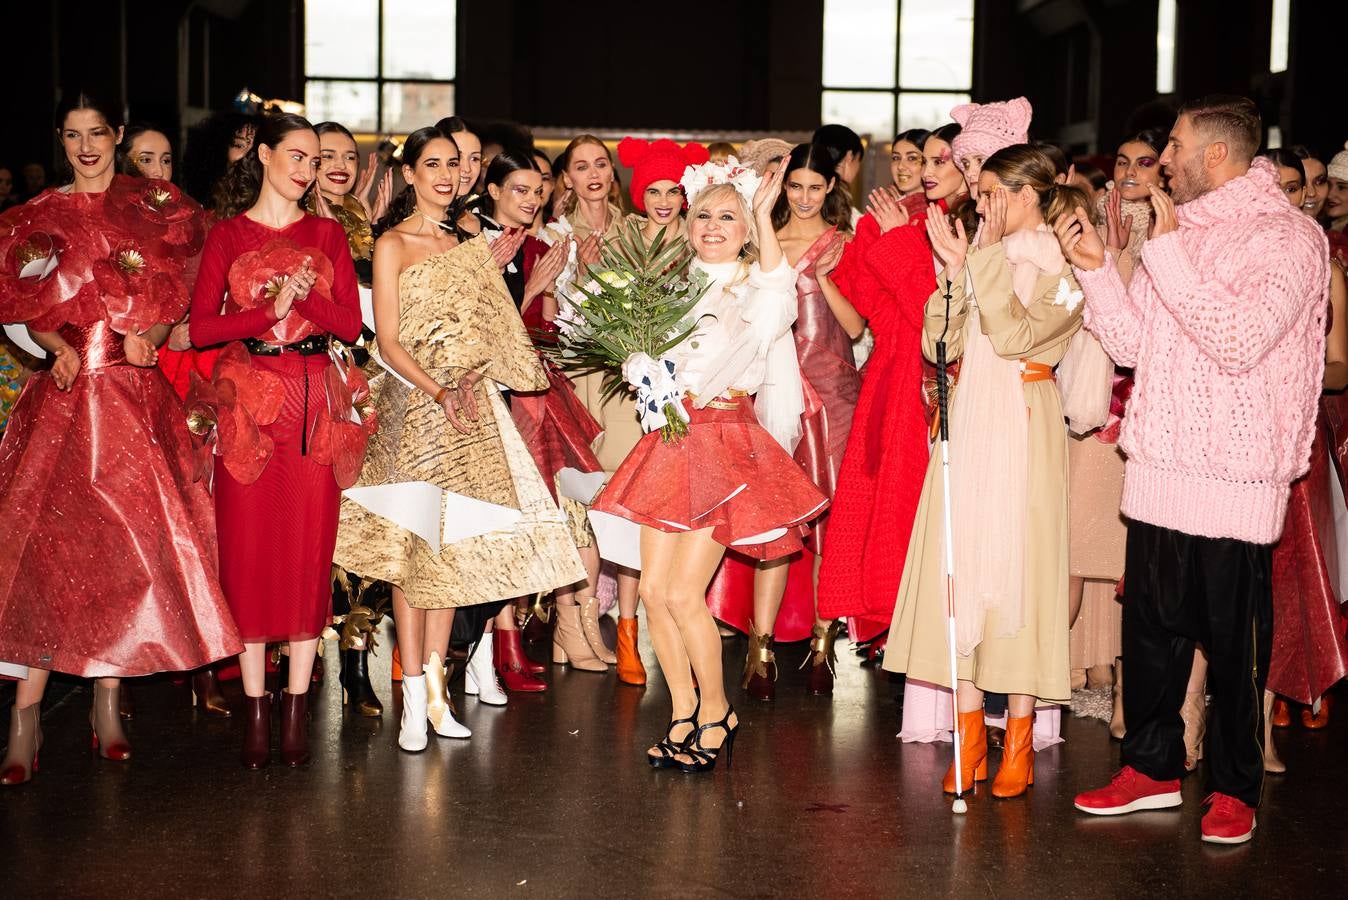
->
[935,277,967,815]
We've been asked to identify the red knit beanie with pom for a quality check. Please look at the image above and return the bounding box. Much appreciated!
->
[617,137,711,212]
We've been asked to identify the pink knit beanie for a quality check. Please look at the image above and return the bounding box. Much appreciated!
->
[1328,143,1348,182]
[949,97,1034,172]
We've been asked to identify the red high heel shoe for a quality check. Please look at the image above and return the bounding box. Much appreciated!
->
[90,684,132,762]
[1301,694,1332,729]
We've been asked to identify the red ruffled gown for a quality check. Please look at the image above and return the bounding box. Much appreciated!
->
[705,230,861,640]
[815,209,936,641]
[189,213,363,642]
[0,177,243,676]
[510,235,604,498]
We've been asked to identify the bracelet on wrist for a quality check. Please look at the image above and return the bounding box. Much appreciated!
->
[433,386,449,405]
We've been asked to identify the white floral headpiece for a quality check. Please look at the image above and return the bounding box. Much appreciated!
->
[680,156,761,209]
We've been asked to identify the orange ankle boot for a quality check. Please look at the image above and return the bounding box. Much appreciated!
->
[391,644,403,684]
[615,617,647,686]
[1301,694,1332,729]
[942,710,988,794]
[991,714,1035,798]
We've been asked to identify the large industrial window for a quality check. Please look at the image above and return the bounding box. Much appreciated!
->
[1156,0,1177,94]
[303,0,456,134]
[821,0,974,139]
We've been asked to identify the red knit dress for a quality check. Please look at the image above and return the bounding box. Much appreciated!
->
[815,210,936,641]
[189,213,362,642]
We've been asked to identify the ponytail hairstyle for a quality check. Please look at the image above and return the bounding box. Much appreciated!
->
[1258,147,1307,183]
[558,134,614,217]
[981,143,1092,228]
[212,112,316,219]
[53,88,125,185]
[479,147,542,219]
[117,122,172,179]
[373,125,463,239]
[771,142,854,232]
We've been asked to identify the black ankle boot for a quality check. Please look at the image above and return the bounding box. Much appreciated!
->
[340,647,383,717]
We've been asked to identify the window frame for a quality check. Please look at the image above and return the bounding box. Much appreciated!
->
[303,0,457,134]
[821,0,974,137]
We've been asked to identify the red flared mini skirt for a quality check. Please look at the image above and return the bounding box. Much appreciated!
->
[593,395,828,560]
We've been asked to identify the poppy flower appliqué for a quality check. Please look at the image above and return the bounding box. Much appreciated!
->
[226,237,335,345]
[104,175,206,263]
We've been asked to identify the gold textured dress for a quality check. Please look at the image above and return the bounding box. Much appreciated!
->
[333,237,586,608]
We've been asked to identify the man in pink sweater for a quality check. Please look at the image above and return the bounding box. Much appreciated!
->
[1055,95,1329,844]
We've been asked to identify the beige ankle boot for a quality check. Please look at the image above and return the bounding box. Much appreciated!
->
[578,595,617,665]
[1109,657,1125,740]
[553,604,608,672]
[1263,690,1285,774]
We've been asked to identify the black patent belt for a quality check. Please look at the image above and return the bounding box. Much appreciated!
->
[243,335,331,356]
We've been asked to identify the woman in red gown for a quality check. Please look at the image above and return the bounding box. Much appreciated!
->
[0,92,242,785]
[816,123,970,642]
[189,113,362,769]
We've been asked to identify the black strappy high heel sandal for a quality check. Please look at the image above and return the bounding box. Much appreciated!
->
[648,703,700,769]
[678,706,739,774]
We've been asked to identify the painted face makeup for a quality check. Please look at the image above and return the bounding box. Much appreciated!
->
[1114,140,1162,202]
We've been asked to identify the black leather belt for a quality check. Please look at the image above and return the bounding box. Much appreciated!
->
[243,335,331,356]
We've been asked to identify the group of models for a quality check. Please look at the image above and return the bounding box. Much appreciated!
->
[1,87,1346,847]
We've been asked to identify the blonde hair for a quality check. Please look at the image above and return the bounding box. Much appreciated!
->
[982,144,1091,227]
[685,182,758,265]
[559,133,614,218]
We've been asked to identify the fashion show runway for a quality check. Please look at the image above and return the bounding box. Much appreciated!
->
[3,628,1343,899]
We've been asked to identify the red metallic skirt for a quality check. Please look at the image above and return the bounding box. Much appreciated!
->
[593,395,828,560]
[0,324,242,677]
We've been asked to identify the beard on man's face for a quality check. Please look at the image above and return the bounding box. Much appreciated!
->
[1167,152,1213,205]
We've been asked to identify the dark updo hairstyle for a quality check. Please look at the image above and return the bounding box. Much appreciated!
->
[812,123,864,169]
[212,112,316,219]
[373,125,463,239]
[982,143,1092,227]
[479,147,542,220]
[771,142,854,232]
[1120,127,1168,157]
[892,127,931,153]
[117,123,172,179]
[182,111,256,206]
[52,89,125,185]
[1258,147,1307,183]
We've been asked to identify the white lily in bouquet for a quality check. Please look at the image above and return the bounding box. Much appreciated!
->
[550,220,709,441]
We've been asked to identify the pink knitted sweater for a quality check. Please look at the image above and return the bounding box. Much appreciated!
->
[1076,158,1330,544]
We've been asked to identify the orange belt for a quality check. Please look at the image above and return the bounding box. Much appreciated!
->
[1020,360,1055,383]
[691,389,748,410]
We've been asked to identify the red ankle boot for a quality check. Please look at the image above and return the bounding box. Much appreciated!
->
[495,627,547,692]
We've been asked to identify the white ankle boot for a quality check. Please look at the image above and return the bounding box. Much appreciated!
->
[465,632,508,707]
[399,674,429,752]
[424,651,471,739]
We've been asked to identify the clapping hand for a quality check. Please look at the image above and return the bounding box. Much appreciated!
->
[1103,189,1133,251]
[273,258,316,320]
[525,237,569,303]
[925,204,968,280]
[868,188,910,234]
[490,227,527,271]
[752,162,787,225]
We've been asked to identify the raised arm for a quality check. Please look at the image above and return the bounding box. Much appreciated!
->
[1142,213,1328,374]
[967,244,1082,360]
[1055,207,1144,367]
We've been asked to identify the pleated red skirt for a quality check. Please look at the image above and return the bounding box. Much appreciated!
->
[213,352,339,642]
[593,396,828,559]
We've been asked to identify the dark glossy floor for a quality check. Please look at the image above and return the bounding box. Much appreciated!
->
[2,624,1345,900]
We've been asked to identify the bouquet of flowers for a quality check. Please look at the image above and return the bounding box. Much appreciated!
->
[551,219,708,441]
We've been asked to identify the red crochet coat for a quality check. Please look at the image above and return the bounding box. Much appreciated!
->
[815,209,937,640]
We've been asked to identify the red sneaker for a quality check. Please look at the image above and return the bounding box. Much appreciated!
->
[1074,766,1183,815]
[1200,793,1256,844]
